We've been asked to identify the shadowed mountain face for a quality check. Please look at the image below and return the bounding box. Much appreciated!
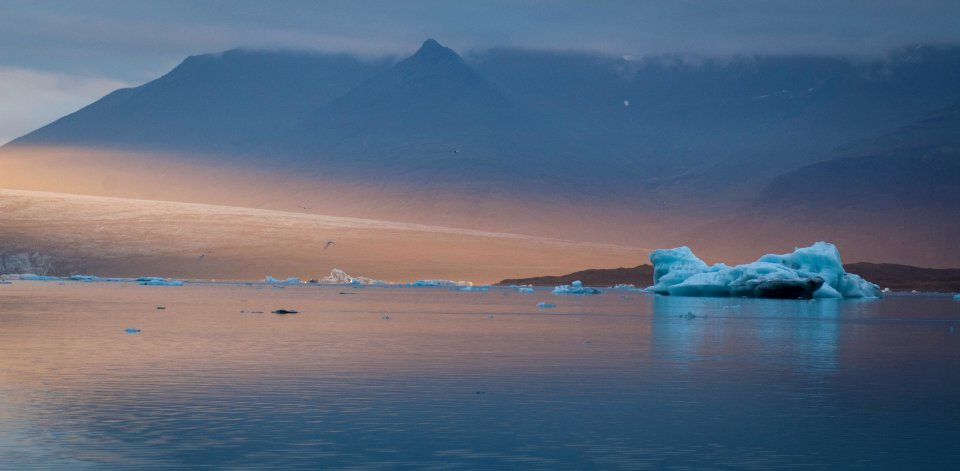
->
[3,40,960,266]
[7,50,392,155]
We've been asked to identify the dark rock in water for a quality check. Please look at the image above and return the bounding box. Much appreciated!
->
[272,309,299,314]
[753,277,824,299]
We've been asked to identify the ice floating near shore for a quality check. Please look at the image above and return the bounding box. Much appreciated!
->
[265,276,301,284]
[2,274,62,281]
[136,277,184,286]
[537,302,557,309]
[953,293,960,301]
[319,268,389,285]
[457,286,489,292]
[646,242,881,299]
[407,279,473,287]
[553,280,601,295]
[2,273,184,285]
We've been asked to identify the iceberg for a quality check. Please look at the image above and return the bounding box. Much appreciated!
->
[136,277,185,286]
[457,286,489,292]
[646,242,881,299]
[553,280,601,295]
[265,276,300,284]
[319,268,389,285]
[6,274,62,281]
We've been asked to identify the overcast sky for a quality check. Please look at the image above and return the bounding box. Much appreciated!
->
[3,0,960,144]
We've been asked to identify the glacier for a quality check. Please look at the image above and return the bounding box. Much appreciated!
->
[646,242,881,299]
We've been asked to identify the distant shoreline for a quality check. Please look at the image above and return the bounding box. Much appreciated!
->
[497,263,960,293]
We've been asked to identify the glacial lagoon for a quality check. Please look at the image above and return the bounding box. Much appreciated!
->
[1,281,959,469]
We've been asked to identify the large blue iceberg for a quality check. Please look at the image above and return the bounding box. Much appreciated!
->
[646,242,881,299]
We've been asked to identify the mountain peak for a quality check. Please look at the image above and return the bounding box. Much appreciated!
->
[411,38,462,63]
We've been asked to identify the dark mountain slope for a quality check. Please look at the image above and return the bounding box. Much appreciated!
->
[6,49,391,154]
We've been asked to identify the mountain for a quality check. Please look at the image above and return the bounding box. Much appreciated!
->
[683,103,960,267]
[5,49,391,155]
[497,265,654,287]
[3,40,960,266]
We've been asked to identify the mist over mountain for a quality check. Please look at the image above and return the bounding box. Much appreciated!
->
[4,39,960,266]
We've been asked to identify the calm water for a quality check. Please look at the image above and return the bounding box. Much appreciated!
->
[1,282,959,470]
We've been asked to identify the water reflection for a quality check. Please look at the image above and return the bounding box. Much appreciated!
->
[650,295,842,376]
[1,283,958,469]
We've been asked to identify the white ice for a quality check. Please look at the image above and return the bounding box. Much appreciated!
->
[1,273,183,285]
[319,268,389,285]
[553,280,601,295]
[407,279,473,287]
[646,242,881,299]
[264,276,300,284]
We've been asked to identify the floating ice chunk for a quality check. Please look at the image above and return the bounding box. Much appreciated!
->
[265,276,300,284]
[320,268,389,285]
[6,274,62,281]
[457,286,489,292]
[271,309,299,314]
[611,283,636,289]
[537,302,557,309]
[517,286,535,293]
[137,277,184,286]
[69,275,100,282]
[407,279,473,287]
[954,293,960,301]
[553,280,601,295]
[124,327,141,334]
[646,242,881,299]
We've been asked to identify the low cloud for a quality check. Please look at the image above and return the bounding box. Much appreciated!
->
[0,67,130,145]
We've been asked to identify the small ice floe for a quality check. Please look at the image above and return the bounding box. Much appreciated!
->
[124,327,141,334]
[265,276,300,284]
[271,309,299,314]
[156,305,166,310]
[882,287,891,293]
[8,274,61,281]
[514,286,535,293]
[611,283,636,290]
[137,277,184,286]
[407,279,473,287]
[553,280,601,295]
[953,293,960,301]
[457,286,489,292]
[537,302,557,309]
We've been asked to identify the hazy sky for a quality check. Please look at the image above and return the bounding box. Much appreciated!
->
[3,0,960,144]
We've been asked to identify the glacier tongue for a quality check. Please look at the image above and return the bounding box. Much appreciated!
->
[646,242,881,299]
